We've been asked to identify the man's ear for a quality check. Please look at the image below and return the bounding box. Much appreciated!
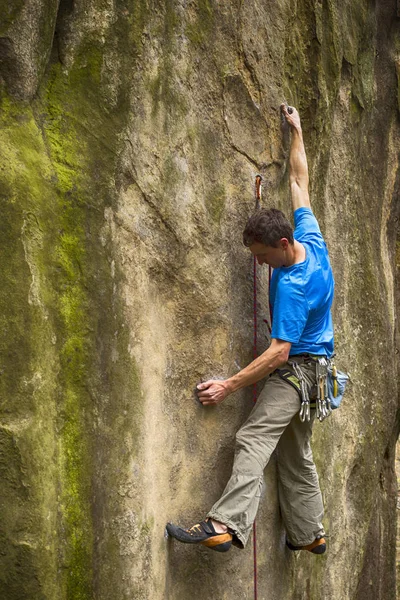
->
[280,238,289,250]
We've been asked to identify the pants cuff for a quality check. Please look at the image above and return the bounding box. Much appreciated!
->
[288,527,325,547]
[207,511,247,549]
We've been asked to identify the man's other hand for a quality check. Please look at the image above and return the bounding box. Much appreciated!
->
[196,380,231,406]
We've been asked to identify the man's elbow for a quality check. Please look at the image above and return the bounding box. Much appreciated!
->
[275,345,290,367]
[290,177,309,193]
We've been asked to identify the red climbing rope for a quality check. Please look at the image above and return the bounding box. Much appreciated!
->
[252,175,262,600]
[253,175,262,398]
[252,246,258,600]
[252,176,273,599]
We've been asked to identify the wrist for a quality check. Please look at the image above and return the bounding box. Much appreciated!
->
[291,126,303,139]
[225,378,236,395]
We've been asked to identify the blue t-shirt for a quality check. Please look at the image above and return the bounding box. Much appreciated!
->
[269,207,334,357]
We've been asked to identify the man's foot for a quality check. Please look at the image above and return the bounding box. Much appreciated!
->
[286,535,326,555]
[166,518,232,552]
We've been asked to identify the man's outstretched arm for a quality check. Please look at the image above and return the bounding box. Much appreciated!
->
[196,338,291,406]
[281,104,311,211]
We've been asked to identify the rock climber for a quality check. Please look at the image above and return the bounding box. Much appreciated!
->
[166,105,334,555]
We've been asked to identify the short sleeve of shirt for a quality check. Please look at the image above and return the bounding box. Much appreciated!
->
[294,207,323,243]
[271,277,309,344]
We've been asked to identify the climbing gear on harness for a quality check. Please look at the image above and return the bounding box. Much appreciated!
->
[286,534,326,555]
[288,356,332,422]
[317,355,349,412]
[327,363,349,409]
[316,357,331,421]
[277,356,349,422]
[331,364,338,398]
[166,518,233,552]
[290,360,313,422]
[276,364,311,422]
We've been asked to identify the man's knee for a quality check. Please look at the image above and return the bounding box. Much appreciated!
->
[235,427,256,454]
[234,430,272,473]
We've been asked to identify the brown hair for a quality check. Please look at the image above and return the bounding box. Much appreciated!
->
[243,208,294,248]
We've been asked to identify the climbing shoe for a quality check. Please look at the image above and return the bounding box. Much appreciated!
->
[286,535,326,555]
[166,518,232,552]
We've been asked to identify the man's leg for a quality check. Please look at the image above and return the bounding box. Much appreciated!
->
[276,411,325,547]
[207,373,300,548]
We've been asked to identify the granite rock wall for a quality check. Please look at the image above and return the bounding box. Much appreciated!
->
[0,1,399,599]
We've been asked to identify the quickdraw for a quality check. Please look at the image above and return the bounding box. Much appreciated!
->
[289,361,312,422]
[315,357,332,422]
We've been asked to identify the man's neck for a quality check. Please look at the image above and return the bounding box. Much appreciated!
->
[283,241,306,267]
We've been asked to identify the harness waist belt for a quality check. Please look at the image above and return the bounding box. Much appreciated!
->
[290,353,326,357]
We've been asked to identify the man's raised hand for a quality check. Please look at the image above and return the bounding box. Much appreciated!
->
[280,104,302,134]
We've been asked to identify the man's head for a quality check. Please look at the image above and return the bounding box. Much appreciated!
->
[243,208,294,268]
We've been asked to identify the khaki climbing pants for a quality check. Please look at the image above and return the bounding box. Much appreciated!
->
[207,358,324,548]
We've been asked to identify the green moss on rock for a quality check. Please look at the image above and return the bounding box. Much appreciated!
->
[0,91,62,599]
[33,9,148,590]
[0,1,25,33]
[147,1,187,124]
[205,183,226,224]
[186,0,214,46]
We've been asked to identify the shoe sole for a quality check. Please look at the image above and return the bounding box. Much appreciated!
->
[286,537,326,554]
[201,534,232,552]
[310,543,326,555]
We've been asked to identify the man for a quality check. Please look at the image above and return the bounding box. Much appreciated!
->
[166,105,334,555]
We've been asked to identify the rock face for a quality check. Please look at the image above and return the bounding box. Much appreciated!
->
[0,1,399,599]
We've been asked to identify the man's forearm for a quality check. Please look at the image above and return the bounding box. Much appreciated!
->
[289,128,309,187]
[226,343,288,394]
[280,105,311,210]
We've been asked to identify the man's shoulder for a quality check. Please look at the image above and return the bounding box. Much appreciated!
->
[294,207,324,242]
[274,264,308,294]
